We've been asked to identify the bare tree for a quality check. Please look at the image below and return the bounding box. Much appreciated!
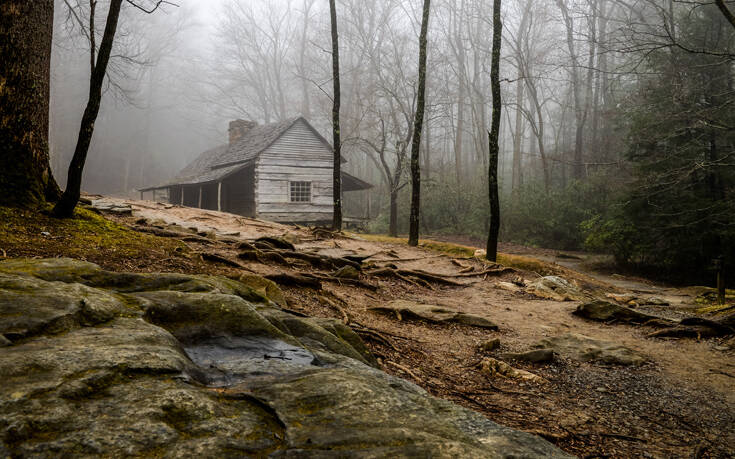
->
[54,0,175,217]
[408,0,432,246]
[330,0,343,231]
[487,0,502,261]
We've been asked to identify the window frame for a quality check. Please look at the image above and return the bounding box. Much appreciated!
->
[289,181,312,203]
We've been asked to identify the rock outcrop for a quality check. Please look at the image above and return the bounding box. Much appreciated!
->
[533,333,647,366]
[527,276,590,301]
[369,300,499,330]
[0,258,569,458]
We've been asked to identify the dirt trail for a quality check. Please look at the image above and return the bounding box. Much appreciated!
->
[94,197,735,458]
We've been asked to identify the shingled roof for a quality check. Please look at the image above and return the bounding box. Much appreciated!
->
[139,116,369,192]
[140,117,307,191]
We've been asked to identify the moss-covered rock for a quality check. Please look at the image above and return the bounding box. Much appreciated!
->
[0,258,571,457]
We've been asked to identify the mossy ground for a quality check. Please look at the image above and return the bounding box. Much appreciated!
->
[0,206,201,273]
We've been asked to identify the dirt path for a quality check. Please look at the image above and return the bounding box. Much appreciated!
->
[93,197,735,458]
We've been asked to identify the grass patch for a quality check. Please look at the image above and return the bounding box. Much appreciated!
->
[0,206,191,272]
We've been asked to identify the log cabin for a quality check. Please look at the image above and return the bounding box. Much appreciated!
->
[139,117,372,224]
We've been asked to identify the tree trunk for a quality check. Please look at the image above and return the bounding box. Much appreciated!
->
[408,0,431,246]
[54,0,123,217]
[0,0,59,208]
[389,189,398,237]
[486,0,503,262]
[511,68,524,203]
[329,0,342,231]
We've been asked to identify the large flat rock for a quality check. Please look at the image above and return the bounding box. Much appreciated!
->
[533,333,647,366]
[0,258,569,458]
[369,299,499,330]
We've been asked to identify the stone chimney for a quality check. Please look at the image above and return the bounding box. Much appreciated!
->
[228,119,257,144]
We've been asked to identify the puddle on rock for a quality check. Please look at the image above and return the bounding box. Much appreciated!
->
[185,336,320,387]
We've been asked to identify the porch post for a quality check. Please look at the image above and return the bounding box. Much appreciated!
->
[198,186,202,208]
[217,182,222,211]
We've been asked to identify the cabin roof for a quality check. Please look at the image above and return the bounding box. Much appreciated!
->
[139,117,370,192]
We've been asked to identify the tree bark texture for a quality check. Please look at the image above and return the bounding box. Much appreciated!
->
[408,0,431,246]
[329,0,342,231]
[54,0,123,217]
[486,0,502,262]
[0,1,59,208]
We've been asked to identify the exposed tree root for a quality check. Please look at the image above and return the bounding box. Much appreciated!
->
[367,267,464,286]
[197,252,251,270]
[317,294,350,324]
[386,360,422,381]
[304,273,379,291]
[264,273,322,289]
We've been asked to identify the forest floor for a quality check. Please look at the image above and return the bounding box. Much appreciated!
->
[1,197,734,458]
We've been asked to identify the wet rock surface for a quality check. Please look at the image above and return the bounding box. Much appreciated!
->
[0,258,569,458]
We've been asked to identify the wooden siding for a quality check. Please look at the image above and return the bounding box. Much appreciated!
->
[256,119,334,222]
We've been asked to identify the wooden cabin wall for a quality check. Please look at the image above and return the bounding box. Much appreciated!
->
[256,119,333,222]
[223,165,255,217]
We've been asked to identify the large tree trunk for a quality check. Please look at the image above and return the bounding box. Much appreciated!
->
[329,0,342,231]
[486,0,503,262]
[0,1,59,208]
[54,0,123,217]
[408,0,431,247]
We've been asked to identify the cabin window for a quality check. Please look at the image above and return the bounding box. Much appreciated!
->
[289,181,311,202]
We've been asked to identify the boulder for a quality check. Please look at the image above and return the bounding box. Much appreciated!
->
[533,333,647,366]
[573,300,673,326]
[527,276,589,301]
[370,300,499,330]
[0,258,570,458]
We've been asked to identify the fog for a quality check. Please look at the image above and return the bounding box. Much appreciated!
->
[48,0,735,280]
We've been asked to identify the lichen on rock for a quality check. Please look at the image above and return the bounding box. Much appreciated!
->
[0,258,571,457]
